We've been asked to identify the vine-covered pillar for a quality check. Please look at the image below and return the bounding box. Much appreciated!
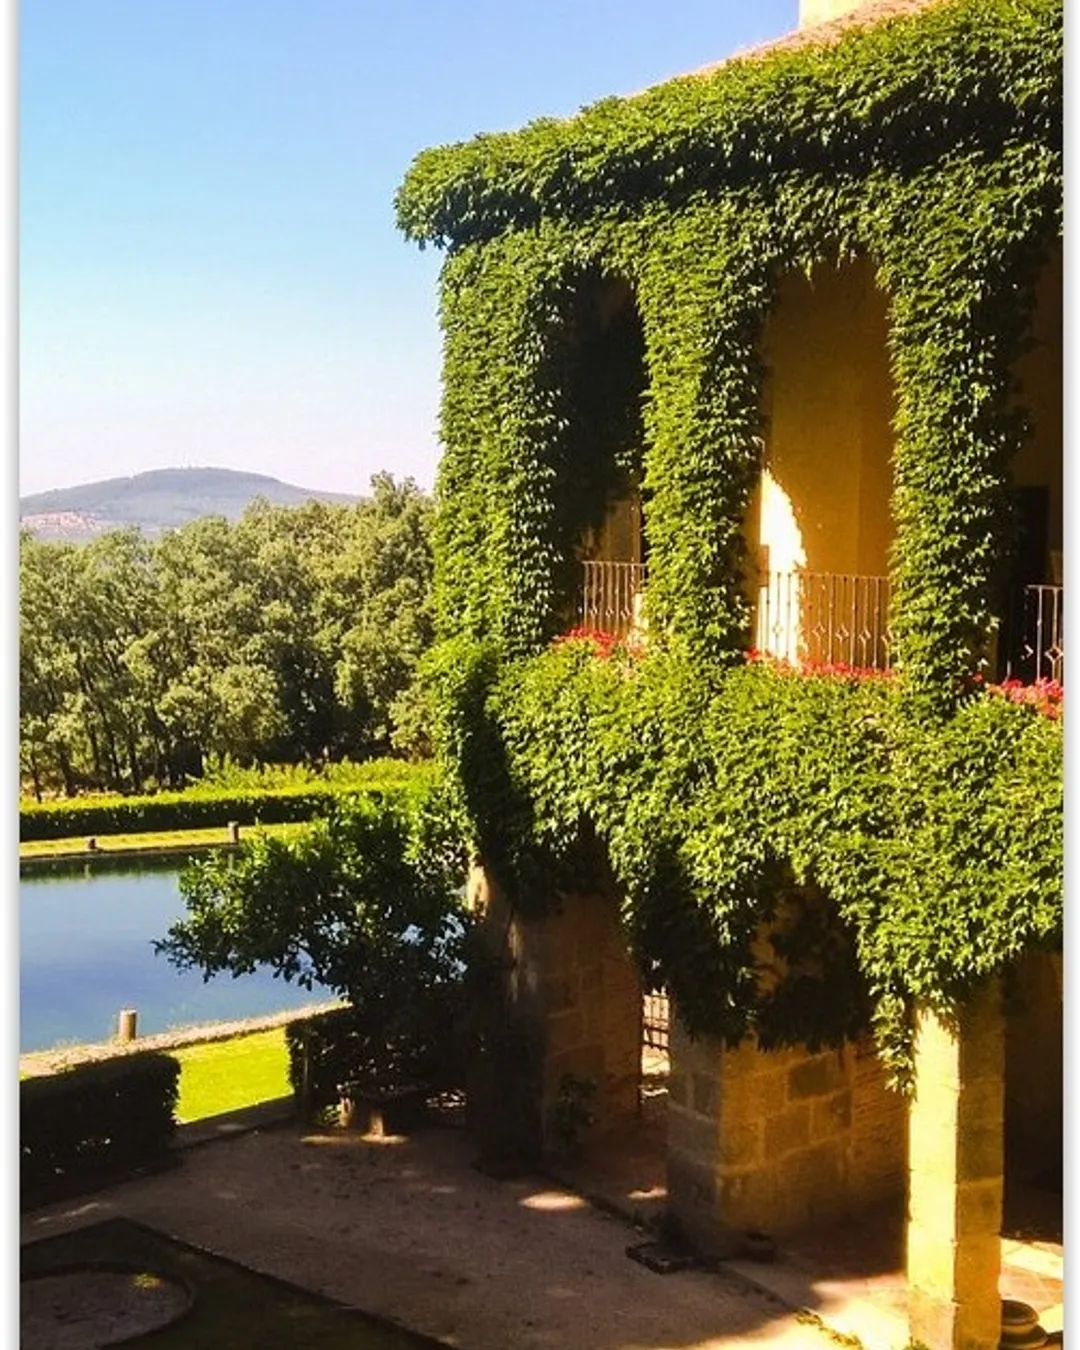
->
[636,204,776,663]
[874,166,1061,718]
[434,231,582,657]
[906,981,1004,1350]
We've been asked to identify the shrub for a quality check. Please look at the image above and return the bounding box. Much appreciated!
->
[285,995,466,1113]
[20,1052,180,1201]
[159,781,472,1110]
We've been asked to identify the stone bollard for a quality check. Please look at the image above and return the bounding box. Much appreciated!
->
[117,1008,138,1042]
[338,1089,358,1130]
[227,821,241,844]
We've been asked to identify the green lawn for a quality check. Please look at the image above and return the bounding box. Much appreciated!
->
[173,1028,293,1123]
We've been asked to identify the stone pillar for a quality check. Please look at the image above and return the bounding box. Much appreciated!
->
[538,889,642,1139]
[906,982,1005,1350]
[463,866,642,1168]
[464,866,546,1168]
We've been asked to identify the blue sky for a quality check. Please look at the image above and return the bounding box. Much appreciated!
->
[19,0,798,498]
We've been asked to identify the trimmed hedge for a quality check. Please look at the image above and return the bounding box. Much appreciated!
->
[19,763,432,842]
[21,1052,181,1201]
[285,996,466,1115]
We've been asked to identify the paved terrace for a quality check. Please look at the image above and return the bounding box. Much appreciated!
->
[21,1100,1063,1350]
[22,1109,860,1350]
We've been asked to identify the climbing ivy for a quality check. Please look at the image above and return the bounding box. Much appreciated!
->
[397,0,1063,1080]
[493,648,1062,1081]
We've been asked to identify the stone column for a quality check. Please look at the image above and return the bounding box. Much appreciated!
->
[538,889,642,1139]
[464,866,546,1168]
[907,981,1005,1350]
[463,866,642,1168]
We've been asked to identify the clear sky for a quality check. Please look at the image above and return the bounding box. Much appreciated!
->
[19,0,798,499]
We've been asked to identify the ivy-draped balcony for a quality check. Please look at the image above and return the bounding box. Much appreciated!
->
[578,560,1063,683]
[754,569,894,672]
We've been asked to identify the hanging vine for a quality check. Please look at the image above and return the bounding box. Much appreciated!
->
[398,0,1063,1081]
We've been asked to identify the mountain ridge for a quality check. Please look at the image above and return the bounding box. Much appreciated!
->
[20,466,359,540]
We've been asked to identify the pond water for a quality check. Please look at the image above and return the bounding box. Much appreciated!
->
[19,853,331,1054]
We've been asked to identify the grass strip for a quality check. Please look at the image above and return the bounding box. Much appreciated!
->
[172,1028,292,1123]
[19,821,309,860]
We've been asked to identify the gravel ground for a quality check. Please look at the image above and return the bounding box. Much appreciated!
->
[21,1121,840,1350]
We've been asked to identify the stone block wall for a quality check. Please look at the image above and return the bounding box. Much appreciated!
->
[539,890,643,1137]
[668,1019,906,1254]
[463,868,643,1161]
[850,1035,908,1204]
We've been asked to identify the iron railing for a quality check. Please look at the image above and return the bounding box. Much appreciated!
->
[1000,584,1063,684]
[581,559,646,637]
[642,991,670,1053]
[578,562,1063,683]
[756,569,893,671]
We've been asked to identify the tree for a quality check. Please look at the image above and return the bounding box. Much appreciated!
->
[323,474,435,757]
[19,473,438,793]
[157,786,470,1087]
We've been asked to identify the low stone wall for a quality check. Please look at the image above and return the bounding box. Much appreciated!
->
[19,1000,344,1079]
[668,1020,906,1253]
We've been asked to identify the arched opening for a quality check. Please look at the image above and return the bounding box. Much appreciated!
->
[552,275,648,638]
[748,257,896,669]
[999,244,1064,682]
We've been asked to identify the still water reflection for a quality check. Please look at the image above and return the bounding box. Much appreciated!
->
[20,853,329,1054]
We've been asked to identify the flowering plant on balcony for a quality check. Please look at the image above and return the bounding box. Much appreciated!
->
[556,626,646,662]
[745,651,1063,717]
[743,649,897,683]
[982,676,1063,720]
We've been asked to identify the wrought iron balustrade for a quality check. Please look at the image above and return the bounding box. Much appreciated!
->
[580,559,646,637]
[578,562,1064,684]
[642,990,670,1053]
[755,569,893,671]
[1000,584,1063,684]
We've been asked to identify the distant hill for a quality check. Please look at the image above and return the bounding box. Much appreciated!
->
[20,467,358,541]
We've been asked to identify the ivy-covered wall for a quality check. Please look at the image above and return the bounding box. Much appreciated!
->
[397,0,1063,1081]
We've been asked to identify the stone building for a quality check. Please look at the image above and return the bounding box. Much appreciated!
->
[397,2,1063,1348]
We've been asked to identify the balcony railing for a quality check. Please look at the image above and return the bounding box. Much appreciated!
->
[1000,584,1063,684]
[581,559,646,637]
[578,561,1063,684]
[756,570,894,671]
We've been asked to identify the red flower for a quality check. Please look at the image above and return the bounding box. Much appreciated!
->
[555,626,642,664]
[745,651,896,683]
[985,676,1063,719]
